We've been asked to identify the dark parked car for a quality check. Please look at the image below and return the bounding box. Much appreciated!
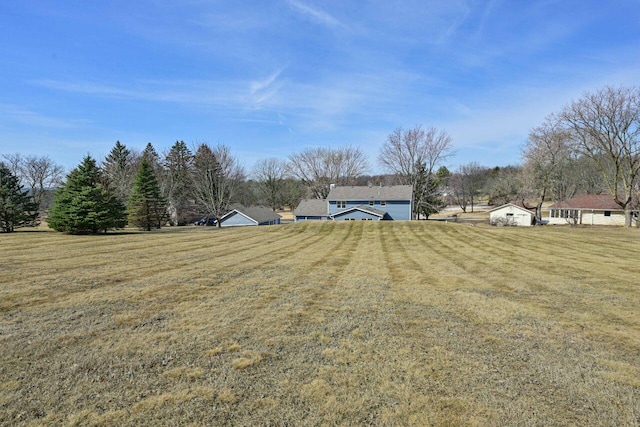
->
[194,217,217,226]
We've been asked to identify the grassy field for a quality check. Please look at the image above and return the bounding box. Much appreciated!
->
[1,222,639,426]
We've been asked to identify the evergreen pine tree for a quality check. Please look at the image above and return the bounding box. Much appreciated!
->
[163,140,193,225]
[127,158,167,231]
[142,142,161,169]
[48,156,127,233]
[102,140,134,203]
[413,162,443,219]
[0,164,39,232]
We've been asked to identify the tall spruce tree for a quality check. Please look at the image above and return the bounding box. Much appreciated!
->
[163,140,193,225]
[102,141,134,203]
[413,162,443,219]
[0,164,39,232]
[127,158,167,231]
[141,142,162,175]
[48,156,127,233]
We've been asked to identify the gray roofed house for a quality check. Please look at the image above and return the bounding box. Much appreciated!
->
[219,205,281,227]
[294,199,329,222]
[294,185,414,222]
[327,185,413,201]
[328,184,413,221]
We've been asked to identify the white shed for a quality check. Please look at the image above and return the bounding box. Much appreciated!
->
[489,203,535,227]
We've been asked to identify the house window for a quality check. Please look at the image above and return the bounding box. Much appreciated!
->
[555,209,578,219]
[369,200,374,206]
[380,201,386,206]
[337,201,346,209]
[506,213,514,217]
[604,211,611,217]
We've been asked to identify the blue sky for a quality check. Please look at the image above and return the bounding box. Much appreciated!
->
[1,1,640,174]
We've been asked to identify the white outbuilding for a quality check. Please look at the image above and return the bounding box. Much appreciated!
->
[489,203,536,227]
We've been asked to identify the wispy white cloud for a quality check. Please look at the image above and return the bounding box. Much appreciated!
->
[439,4,472,43]
[285,0,344,29]
[30,78,248,109]
[475,0,500,39]
[29,65,417,133]
[0,103,88,129]
[248,66,287,108]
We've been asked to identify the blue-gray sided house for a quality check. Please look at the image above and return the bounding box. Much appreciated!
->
[328,185,413,220]
[294,185,413,221]
[219,205,281,227]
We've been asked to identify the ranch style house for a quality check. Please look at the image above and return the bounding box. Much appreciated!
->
[548,194,636,226]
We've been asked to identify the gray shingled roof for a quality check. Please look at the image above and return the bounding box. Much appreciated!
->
[224,205,281,224]
[294,199,328,217]
[327,185,413,201]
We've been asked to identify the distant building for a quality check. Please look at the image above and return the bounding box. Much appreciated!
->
[489,203,536,226]
[218,205,281,227]
[294,185,413,221]
[548,194,635,226]
[294,199,329,221]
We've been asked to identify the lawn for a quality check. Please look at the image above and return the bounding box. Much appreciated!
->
[1,222,639,426]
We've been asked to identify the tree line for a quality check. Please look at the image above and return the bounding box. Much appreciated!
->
[2,84,638,232]
[413,85,640,228]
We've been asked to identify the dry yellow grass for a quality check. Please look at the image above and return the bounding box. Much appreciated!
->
[1,222,639,426]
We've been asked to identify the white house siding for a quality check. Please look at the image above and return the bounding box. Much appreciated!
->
[489,205,533,226]
[548,209,625,225]
[581,211,625,226]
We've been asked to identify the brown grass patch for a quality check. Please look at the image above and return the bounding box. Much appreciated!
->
[1,222,639,425]
[231,351,263,370]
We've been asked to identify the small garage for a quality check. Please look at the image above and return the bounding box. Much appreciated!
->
[489,203,535,226]
[218,205,281,227]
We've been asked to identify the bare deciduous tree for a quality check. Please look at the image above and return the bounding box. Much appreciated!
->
[449,162,487,213]
[378,125,453,219]
[288,146,368,199]
[191,143,245,226]
[522,115,573,222]
[571,155,606,195]
[253,157,288,210]
[2,153,64,212]
[560,86,640,227]
[486,166,526,206]
[1,153,23,177]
